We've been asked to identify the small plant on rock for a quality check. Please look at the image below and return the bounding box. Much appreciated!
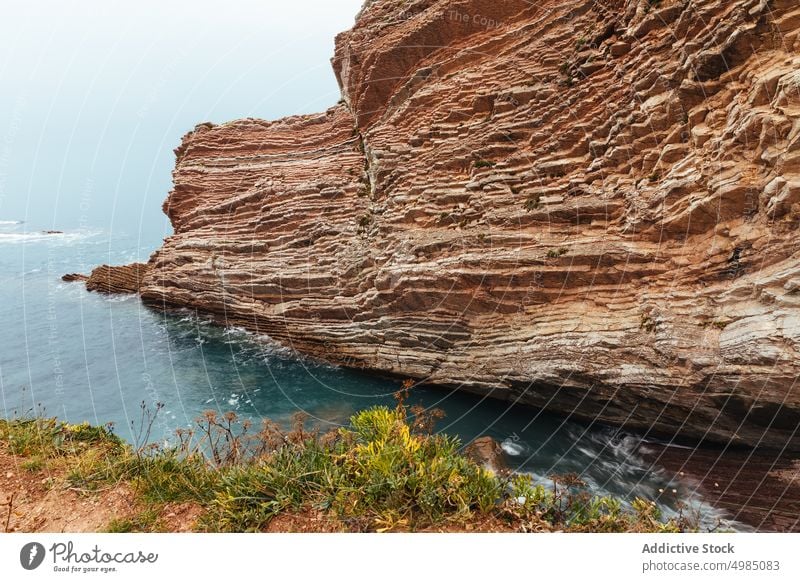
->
[546,247,568,259]
[525,193,542,212]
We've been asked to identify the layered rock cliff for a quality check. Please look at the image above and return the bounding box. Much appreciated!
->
[121,0,800,449]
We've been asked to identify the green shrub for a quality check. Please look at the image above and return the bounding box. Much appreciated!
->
[202,405,502,531]
[21,457,44,472]
[1,395,686,533]
[0,417,123,458]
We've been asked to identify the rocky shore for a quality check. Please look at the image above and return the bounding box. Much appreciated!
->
[639,441,800,532]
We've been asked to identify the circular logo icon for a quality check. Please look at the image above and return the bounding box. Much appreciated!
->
[20,542,46,570]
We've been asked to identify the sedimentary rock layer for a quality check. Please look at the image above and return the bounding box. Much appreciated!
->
[86,263,150,294]
[129,0,800,449]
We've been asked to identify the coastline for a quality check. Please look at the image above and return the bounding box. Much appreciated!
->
[0,408,691,534]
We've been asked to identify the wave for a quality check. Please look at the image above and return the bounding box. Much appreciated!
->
[98,293,138,304]
[0,220,24,225]
[0,230,102,245]
[501,438,528,457]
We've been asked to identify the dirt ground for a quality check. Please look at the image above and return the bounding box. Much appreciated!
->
[0,445,201,533]
[1,443,519,533]
[0,445,134,532]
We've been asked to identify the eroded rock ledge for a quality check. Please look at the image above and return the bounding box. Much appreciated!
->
[102,0,800,449]
[85,263,151,294]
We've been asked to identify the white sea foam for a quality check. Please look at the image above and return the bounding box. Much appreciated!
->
[0,229,102,245]
[100,294,137,304]
[501,438,528,457]
[222,326,248,336]
[0,220,23,225]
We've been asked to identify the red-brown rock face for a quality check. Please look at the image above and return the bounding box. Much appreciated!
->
[135,0,800,450]
[86,263,150,294]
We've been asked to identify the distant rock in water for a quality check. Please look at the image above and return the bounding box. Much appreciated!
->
[85,263,150,294]
[88,0,800,451]
[42,230,63,234]
[61,273,88,283]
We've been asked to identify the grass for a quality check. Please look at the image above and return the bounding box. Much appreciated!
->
[0,389,691,533]
[20,457,45,472]
[105,509,161,533]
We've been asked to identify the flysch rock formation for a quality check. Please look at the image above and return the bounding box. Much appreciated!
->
[93,0,800,449]
[85,263,150,294]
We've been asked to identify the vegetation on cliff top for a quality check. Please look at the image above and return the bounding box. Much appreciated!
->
[0,388,690,533]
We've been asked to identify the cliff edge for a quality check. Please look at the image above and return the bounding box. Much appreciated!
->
[113,0,800,449]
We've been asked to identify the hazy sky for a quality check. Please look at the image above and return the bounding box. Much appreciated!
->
[0,0,364,239]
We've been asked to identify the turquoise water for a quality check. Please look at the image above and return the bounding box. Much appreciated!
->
[0,222,738,527]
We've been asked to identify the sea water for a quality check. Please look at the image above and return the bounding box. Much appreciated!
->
[0,221,740,529]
